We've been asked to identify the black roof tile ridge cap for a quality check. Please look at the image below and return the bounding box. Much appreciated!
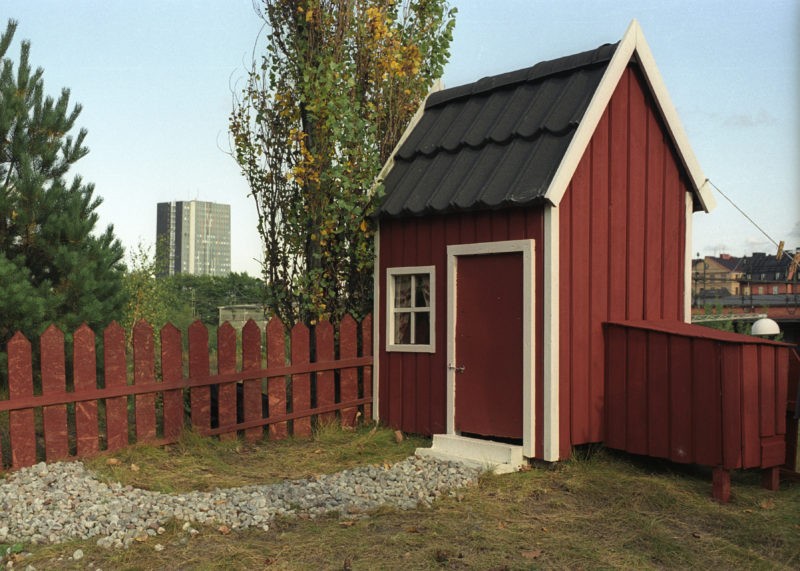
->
[426,42,618,109]
[397,123,579,160]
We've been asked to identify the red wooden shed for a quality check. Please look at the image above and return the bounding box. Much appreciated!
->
[372,21,792,494]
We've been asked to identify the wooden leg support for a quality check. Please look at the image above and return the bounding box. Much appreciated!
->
[761,466,780,491]
[712,467,731,503]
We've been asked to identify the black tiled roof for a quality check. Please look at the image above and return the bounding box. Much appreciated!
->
[378,42,619,218]
[741,252,795,276]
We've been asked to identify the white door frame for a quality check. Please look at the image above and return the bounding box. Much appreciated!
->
[446,239,536,457]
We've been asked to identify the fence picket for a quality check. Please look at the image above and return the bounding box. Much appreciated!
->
[362,315,373,422]
[8,332,36,469]
[291,323,311,437]
[340,315,358,427]
[189,321,211,434]
[74,324,99,456]
[242,320,263,442]
[133,321,157,442]
[217,323,237,440]
[41,325,69,461]
[160,324,184,441]
[104,322,129,451]
[267,317,288,439]
[0,314,373,474]
[315,320,335,423]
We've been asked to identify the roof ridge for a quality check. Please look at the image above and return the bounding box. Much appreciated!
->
[426,42,619,109]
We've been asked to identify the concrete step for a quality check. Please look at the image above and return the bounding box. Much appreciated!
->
[415,434,526,474]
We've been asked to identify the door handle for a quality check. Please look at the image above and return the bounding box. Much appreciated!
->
[448,363,465,373]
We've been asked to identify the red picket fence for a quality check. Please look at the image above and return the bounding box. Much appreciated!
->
[0,314,373,472]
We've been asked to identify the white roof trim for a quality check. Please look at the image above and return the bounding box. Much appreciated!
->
[543,19,716,213]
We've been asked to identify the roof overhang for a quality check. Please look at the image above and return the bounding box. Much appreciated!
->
[543,19,716,213]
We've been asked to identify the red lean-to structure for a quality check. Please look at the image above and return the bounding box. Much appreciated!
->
[372,21,794,500]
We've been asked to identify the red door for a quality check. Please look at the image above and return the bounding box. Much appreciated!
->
[454,252,523,439]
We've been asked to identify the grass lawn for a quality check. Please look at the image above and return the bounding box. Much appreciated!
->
[2,425,798,570]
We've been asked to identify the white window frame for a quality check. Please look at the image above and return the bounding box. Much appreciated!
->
[386,266,435,353]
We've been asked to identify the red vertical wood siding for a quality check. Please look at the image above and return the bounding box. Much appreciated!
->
[133,321,157,442]
[160,323,185,441]
[267,317,288,439]
[604,321,790,470]
[241,319,264,441]
[558,65,691,454]
[103,322,129,452]
[378,208,545,454]
[339,315,359,427]
[217,322,238,441]
[41,326,69,461]
[73,324,99,457]
[291,322,312,436]
[189,321,211,434]
[315,320,336,423]
[8,333,36,469]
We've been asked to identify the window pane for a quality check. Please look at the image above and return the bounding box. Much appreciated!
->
[414,311,430,345]
[394,275,411,308]
[394,312,410,344]
[414,274,430,308]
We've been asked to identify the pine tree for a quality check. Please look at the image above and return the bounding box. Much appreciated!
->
[0,19,125,346]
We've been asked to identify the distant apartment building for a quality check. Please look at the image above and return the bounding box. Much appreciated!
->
[156,200,231,276]
[738,249,800,296]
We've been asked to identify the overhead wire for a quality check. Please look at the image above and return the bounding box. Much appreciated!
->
[706,179,796,264]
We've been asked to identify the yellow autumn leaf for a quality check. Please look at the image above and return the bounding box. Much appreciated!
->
[360,220,367,232]
[305,9,314,22]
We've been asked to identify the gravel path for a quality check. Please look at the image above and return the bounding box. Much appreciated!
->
[0,456,481,549]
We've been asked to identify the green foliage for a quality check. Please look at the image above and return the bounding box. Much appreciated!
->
[0,19,125,345]
[230,0,456,325]
[700,303,735,332]
[168,272,265,326]
[122,243,264,339]
[121,243,191,341]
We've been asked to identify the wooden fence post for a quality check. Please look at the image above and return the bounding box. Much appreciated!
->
[104,322,129,451]
[74,324,99,456]
[291,322,311,437]
[217,322,237,440]
[160,323,184,442]
[40,325,69,462]
[267,317,288,439]
[242,320,263,442]
[8,332,36,469]
[133,320,157,442]
[315,320,335,423]
[340,315,358,427]
[189,321,211,434]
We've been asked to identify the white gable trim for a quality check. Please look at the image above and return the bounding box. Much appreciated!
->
[543,19,715,213]
[543,207,560,461]
[683,192,693,323]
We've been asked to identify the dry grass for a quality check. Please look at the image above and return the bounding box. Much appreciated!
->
[83,421,425,493]
[4,431,799,570]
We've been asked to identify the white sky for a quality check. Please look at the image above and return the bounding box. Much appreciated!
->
[3,1,798,275]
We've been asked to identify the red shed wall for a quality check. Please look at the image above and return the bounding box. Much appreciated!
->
[604,322,789,469]
[558,65,691,457]
[378,209,545,453]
